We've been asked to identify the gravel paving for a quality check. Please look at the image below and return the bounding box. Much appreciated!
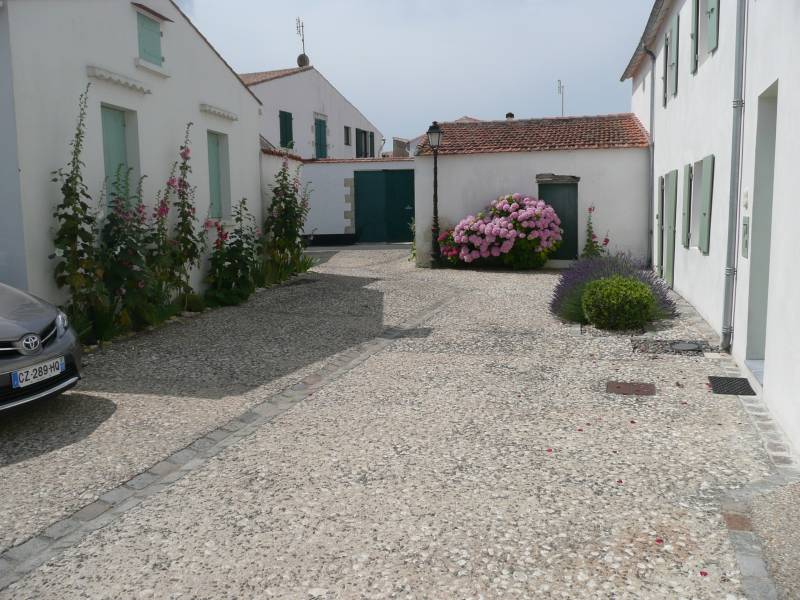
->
[750,482,800,599]
[1,247,794,598]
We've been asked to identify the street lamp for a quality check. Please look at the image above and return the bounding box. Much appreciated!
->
[427,121,443,265]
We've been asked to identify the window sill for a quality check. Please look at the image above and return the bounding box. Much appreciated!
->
[134,58,170,78]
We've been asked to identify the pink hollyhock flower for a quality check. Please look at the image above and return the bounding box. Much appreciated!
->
[588,205,595,213]
[603,237,609,246]
[180,146,191,160]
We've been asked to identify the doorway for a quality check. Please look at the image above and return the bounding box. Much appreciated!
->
[745,82,778,384]
[538,178,579,260]
[354,170,415,243]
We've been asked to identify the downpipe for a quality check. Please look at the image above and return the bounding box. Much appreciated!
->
[721,0,748,351]
[644,47,656,268]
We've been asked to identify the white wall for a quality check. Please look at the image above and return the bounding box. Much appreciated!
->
[260,151,303,220]
[5,0,262,302]
[249,69,383,161]
[632,0,737,333]
[413,149,649,265]
[302,159,414,236]
[732,0,800,450]
[0,3,26,289]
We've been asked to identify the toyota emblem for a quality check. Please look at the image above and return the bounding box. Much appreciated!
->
[19,334,41,355]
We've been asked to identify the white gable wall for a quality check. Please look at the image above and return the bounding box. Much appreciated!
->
[249,69,383,161]
[3,0,261,302]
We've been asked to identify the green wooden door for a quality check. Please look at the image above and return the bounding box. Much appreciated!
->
[354,171,387,242]
[101,106,128,200]
[314,119,327,159]
[385,170,415,242]
[207,131,222,218]
[538,183,578,260]
[664,170,679,287]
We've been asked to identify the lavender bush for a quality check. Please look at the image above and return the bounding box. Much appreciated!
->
[550,254,676,324]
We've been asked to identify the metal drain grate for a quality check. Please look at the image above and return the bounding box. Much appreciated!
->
[708,376,756,396]
[606,381,656,396]
[632,338,715,355]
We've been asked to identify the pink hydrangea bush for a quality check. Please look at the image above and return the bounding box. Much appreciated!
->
[440,193,563,269]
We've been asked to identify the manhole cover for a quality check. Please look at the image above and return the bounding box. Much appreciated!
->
[606,381,656,396]
[671,341,702,352]
[708,376,756,396]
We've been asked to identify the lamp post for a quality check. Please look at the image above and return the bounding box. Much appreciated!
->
[426,121,442,265]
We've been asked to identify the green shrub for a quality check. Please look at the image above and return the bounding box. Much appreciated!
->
[581,276,657,330]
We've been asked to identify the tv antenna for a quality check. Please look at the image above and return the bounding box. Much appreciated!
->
[296,17,306,55]
[557,79,566,116]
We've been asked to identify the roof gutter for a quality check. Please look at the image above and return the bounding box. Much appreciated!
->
[721,0,749,351]
[644,47,656,267]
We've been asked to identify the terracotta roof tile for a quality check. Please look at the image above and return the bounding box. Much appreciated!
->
[239,66,313,86]
[416,113,650,156]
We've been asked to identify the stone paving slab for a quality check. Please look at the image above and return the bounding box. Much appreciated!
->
[0,249,796,598]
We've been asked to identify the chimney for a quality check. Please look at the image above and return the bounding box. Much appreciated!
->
[506,112,515,120]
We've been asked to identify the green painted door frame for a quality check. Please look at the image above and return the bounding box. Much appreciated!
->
[664,169,678,287]
[207,131,223,218]
[538,182,579,260]
[354,170,415,243]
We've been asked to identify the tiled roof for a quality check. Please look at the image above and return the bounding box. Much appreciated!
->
[306,157,414,164]
[259,136,303,161]
[416,114,650,156]
[239,66,313,86]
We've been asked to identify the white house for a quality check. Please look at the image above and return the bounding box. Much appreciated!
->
[623,0,800,451]
[240,63,383,161]
[413,115,651,266]
[0,0,262,302]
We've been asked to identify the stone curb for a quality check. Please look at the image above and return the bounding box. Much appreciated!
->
[0,293,459,592]
[713,355,799,600]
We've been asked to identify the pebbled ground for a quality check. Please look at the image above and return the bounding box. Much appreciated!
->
[1,247,790,598]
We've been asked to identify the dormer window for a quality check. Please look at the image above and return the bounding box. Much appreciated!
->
[132,3,172,68]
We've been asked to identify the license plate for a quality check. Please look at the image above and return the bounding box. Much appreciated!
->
[11,357,65,389]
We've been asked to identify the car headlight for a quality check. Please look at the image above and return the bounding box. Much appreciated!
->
[56,310,69,338]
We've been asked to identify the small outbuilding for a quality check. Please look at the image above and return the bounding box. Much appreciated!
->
[413,114,651,266]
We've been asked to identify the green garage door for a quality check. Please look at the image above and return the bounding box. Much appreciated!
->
[354,170,414,243]
[538,182,579,260]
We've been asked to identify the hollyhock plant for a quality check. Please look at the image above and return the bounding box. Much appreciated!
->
[443,193,563,269]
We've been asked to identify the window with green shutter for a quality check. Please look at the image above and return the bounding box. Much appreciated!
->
[101,106,129,203]
[355,128,366,157]
[662,35,669,107]
[698,154,715,255]
[137,12,162,66]
[368,132,375,157]
[681,164,692,248]
[279,111,293,148]
[706,0,719,53]
[690,0,699,73]
[314,118,327,159]
[207,131,230,219]
[344,126,351,146]
[669,14,679,97]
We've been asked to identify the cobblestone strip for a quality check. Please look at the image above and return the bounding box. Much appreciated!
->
[0,293,459,592]
[714,356,799,600]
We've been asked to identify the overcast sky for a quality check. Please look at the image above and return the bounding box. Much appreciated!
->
[177,0,650,142]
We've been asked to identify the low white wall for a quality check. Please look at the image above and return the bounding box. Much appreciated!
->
[302,159,414,236]
[413,148,650,265]
[260,151,303,222]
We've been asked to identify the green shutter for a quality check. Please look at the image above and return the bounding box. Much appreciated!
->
[664,170,678,287]
[137,13,162,66]
[207,131,222,218]
[707,0,719,52]
[690,0,699,73]
[681,164,692,248]
[662,37,669,107]
[314,118,327,159]
[699,154,715,255]
[669,14,679,97]
[279,111,293,148]
[369,132,375,157]
[656,176,664,275]
[101,106,128,202]
[355,128,364,157]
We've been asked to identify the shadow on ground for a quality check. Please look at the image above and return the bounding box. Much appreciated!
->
[0,394,117,466]
[69,271,385,399]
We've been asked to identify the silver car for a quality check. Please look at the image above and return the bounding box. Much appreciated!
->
[0,283,82,411]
